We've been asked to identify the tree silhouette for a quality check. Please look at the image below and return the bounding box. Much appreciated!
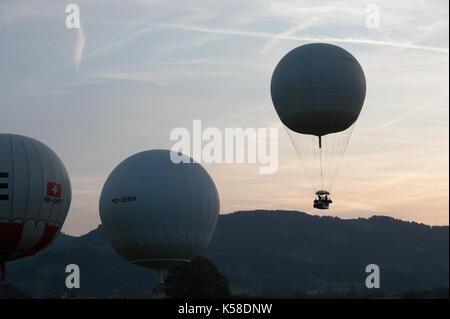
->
[163,256,231,299]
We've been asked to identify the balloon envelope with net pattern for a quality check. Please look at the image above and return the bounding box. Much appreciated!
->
[271,43,367,209]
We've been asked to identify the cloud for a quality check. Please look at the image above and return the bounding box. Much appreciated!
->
[74,27,86,71]
[259,17,320,54]
[90,70,165,85]
[83,24,153,59]
[149,22,449,53]
[0,1,57,26]
[377,86,449,129]
[346,162,446,200]
[1,0,447,233]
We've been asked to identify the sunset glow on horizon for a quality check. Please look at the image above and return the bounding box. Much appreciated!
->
[1,0,447,235]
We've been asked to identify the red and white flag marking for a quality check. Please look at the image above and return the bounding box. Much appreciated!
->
[46,182,62,198]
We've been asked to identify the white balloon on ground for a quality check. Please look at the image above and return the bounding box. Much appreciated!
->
[99,149,220,272]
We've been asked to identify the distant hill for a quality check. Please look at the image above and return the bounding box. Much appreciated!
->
[5,210,449,298]
[0,283,32,299]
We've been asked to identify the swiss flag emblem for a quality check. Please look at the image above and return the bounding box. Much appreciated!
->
[46,182,62,198]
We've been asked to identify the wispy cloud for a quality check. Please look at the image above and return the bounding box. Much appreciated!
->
[149,22,449,53]
[83,24,153,59]
[259,18,320,54]
[377,86,449,129]
[1,0,447,233]
[91,71,165,85]
[346,162,446,200]
[74,27,86,71]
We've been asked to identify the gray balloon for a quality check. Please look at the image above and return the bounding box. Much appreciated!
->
[99,149,220,271]
[271,43,366,136]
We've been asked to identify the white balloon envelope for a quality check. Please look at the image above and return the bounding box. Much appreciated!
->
[0,134,71,279]
[99,149,220,271]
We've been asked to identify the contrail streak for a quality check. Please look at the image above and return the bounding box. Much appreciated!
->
[150,22,449,54]
[377,87,449,129]
[346,162,445,200]
[74,27,86,71]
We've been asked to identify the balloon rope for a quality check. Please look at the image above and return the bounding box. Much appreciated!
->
[285,127,317,192]
[328,124,356,190]
[319,143,324,190]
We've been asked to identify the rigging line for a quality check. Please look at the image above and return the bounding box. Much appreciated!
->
[285,127,317,192]
[312,134,321,188]
[328,133,345,190]
[328,131,343,189]
[332,132,342,187]
[303,134,317,190]
[324,133,334,190]
[319,144,324,190]
[320,133,331,191]
[329,124,355,190]
[324,135,332,182]
[308,134,320,192]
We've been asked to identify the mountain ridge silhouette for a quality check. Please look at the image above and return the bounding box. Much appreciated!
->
[6,210,449,298]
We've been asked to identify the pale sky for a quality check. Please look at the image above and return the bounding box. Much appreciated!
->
[0,0,448,235]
